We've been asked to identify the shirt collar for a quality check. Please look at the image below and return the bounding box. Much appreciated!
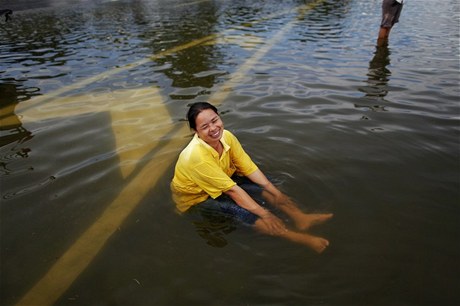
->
[194,130,230,156]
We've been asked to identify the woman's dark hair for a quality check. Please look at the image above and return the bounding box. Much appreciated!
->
[187,102,218,130]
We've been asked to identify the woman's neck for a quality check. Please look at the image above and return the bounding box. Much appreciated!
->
[211,141,223,156]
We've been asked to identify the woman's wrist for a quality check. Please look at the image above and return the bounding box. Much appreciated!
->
[259,209,272,218]
[248,205,267,216]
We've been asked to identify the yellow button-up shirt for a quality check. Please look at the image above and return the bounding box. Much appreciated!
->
[171,130,258,212]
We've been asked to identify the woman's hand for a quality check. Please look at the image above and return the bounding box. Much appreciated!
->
[260,212,287,235]
[224,185,288,235]
[271,192,298,210]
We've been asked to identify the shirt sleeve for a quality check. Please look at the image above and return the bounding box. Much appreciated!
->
[226,131,258,176]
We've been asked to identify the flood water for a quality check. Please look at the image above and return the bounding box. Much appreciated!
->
[1,0,459,305]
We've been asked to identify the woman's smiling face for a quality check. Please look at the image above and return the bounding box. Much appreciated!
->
[194,108,224,146]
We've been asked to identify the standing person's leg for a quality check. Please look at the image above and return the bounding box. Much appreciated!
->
[378,0,404,46]
[378,0,393,45]
[378,26,391,44]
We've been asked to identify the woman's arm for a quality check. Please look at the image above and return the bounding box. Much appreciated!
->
[246,169,297,209]
[224,185,286,234]
[246,169,283,198]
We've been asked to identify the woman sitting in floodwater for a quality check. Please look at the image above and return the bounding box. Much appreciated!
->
[171,102,333,253]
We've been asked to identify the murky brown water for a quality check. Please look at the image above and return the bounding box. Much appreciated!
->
[1,0,459,305]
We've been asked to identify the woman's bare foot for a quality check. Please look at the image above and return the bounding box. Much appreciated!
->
[254,218,331,254]
[294,213,333,231]
[280,230,330,253]
[308,236,330,254]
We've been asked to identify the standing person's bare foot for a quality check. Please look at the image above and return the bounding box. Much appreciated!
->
[293,213,333,231]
